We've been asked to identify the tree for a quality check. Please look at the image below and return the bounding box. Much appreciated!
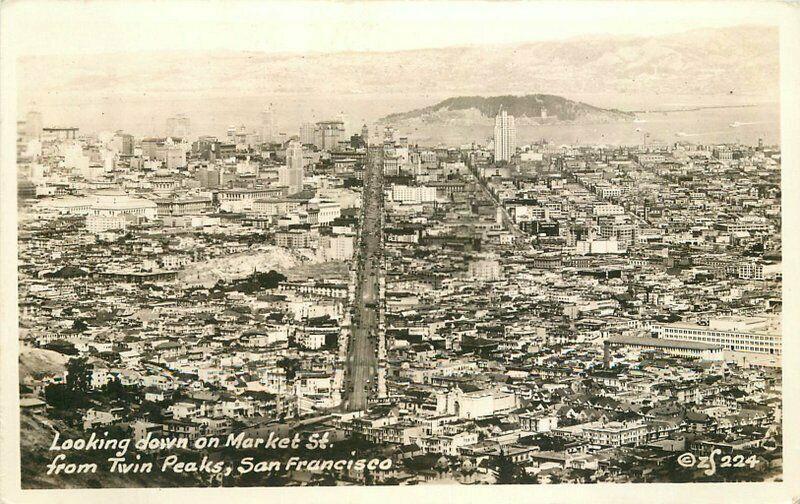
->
[277,357,301,381]
[266,470,288,487]
[45,358,93,410]
[319,471,337,486]
[66,357,92,395]
[103,377,126,402]
[363,466,374,485]
[139,401,165,422]
[45,383,73,410]
[72,319,89,333]
[495,450,519,484]
[254,270,286,289]
[43,340,78,356]
[495,448,533,485]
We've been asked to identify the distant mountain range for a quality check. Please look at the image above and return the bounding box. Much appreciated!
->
[381,95,634,127]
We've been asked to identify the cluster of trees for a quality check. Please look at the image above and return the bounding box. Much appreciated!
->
[43,266,88,278]
[44,358,139,412]
[44,358,93,410]
[277,357,300,381]
[43,339,79,355]
[494,450,540,484]
[211,270,287,295]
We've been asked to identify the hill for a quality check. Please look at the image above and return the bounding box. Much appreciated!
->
[19,346,69,384]
[381,94,633,125]
[20,410,208,488]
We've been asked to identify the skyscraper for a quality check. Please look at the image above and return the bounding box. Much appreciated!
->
[261,105,276,144]
[361,124,370,146]
[25,111,43,140]
[112,131,134,156]
[280,140,304,194]
[314,121,345,151]
[166,114,190,139]
[338,111,349,137]
[300,122,315,145]
[493,108,516,162]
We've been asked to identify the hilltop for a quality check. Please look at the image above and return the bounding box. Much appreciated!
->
[19,346,68,384]
[381,94,633,125]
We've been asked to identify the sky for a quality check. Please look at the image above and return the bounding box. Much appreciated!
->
[2,0,784,57]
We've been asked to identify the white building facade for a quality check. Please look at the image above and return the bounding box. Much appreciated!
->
[493,109,516,162]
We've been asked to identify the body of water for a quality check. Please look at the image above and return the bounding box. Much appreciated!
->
[404,103,779,147]
[24,94,778,147]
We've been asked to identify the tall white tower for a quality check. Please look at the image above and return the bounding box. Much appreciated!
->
[493,108,516,162]
[25,110,43,140]
[280,140,304,194]
[361,124,369,146]
[166,114,190,139]
[338,111,349,138]
[261,105,276,144]
[299,122,315,145]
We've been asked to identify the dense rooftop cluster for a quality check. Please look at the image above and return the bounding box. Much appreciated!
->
[16,117,781,486]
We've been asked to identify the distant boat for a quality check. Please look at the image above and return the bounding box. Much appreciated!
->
[729,121,757,128]
[633,118,647,123]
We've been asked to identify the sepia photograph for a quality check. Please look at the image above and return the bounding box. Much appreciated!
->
[1,1,799,502]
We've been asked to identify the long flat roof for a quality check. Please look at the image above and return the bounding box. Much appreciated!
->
[607,336,721,351]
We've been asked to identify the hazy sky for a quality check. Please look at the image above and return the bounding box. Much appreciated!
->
[3,1,783,57]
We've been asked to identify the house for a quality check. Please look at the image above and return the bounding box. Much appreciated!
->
[144,387,170,403]
[130,420,163,443]
[19,396,47,412]
[162,419,202,441]
[393,443,424,462]
[83,407,123,429]
[169,400,205,420]
[518,412,559,433]
[119,349,141,365]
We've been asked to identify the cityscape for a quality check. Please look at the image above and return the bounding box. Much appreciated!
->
[12,20,783,489]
